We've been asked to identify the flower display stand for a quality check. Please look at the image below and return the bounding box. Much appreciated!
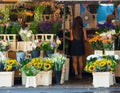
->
[37,70,52,86]
[60,63,65,84]
[22,71,26,85]
[25,76,37,88]
[92,72,115,88]
[104,50,120,55]
[0,71,14,87]
[64,58,70,81]
[104,50,115,55]
[17,41,32,52]
[94,50,103,55]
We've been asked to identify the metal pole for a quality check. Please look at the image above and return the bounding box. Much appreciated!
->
[63,2,66,54]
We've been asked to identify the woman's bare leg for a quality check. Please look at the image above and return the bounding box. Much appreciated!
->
[78,56,83,78]
[72,56,78,76]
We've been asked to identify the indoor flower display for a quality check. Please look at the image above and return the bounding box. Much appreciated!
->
[84,54,119,73]
[89,36,103,50]
[0,59,20,71]
[19,28,33,41]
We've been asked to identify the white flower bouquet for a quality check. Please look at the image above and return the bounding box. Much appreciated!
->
[0,40,11,52]
[19,28,32,41]
[50,53,66,71]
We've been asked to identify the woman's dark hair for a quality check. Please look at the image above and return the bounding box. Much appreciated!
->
[72,16,84,40]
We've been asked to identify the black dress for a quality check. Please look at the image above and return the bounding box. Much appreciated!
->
[70,31,85,56]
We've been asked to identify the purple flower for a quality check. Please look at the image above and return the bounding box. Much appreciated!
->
[38,21,53,34]
[97,22,116,29]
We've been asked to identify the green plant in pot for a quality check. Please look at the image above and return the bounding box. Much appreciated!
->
[40,41,58,57]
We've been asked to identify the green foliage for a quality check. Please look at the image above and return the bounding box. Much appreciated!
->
[29,22,38,34]
[34,5,45,22]
[6,22,21,34]
[20,58,31,68]
[22,65,40,76]
[0,26,5,34]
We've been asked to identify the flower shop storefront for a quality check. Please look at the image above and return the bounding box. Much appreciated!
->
[1,0,120,88]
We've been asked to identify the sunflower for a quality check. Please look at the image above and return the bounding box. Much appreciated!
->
[5,65,12,71]
[88,65,95,72]
[37,63,43,69]
[110,68,115,71]
[107,60,112,66]
[43,63,52,71]
[99,59,107,67]
[84,65,89,72]
[33,63,38,67]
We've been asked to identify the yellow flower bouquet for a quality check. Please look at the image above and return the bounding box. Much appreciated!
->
[84,54,119,73]
[0,59,20,71]
[21,57,54,76]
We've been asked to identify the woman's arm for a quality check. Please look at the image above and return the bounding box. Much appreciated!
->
[83,27,88,41]
[65,29,73,41]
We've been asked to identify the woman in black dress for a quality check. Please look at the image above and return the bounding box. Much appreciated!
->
[70,16,87,79]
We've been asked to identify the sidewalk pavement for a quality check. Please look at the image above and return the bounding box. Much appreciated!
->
[1,73,120,93]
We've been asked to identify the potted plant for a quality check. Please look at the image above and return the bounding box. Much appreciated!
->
[19,58,31,85]
[21,57,54,87]
[37,57,54,86]
[50,53,66,85]
[0,40,11,60]
[40,41,58,57]
[0,59,20,87]
[30,39,41,58]
[84,54,120,87]
[88,36,104,55]
[21,58,41,87]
